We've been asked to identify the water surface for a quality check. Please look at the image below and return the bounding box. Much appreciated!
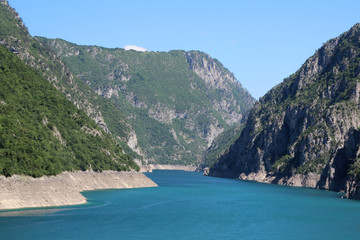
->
[1,170,360,239]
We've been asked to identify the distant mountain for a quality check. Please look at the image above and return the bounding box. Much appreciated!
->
[0,0,255,167]
[207,23,360,199]
[38,38,255,165]
[0,45,138,177]
[199,123,244,170]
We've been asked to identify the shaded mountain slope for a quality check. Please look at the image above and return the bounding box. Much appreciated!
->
[207,23,360,199]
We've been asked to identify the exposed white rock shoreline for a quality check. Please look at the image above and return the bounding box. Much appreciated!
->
[140,164,197,172]
[238,171,321,188]
[0,171,157,211]
[205,169,360,199]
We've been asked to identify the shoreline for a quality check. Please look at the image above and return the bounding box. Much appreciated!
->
[0,171,157,211]
[140,164,197,172]
[205,169,360,200]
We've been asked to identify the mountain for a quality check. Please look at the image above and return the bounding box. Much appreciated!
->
[38,38,255,165]
[0,0,255,166]
[0,0,138,158]
[199,123,244,170]
[206,23,360,199]
[0,45,139,177]
[0,0,139,177]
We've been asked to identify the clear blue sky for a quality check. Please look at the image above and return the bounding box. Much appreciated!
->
[9,0,360,99]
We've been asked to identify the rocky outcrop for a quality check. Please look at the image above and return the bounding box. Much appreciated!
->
[186,51,254,125]
[126,130,142,155]
[345,177,360,199]
[207,23,360,199]
[0,171,157,210]
[199,124,244,170]
[238,171,321,188]
[0,0,8,6]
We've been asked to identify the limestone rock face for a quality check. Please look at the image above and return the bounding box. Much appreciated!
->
[208,24,360,199]
[186,51,253,125]
[39,38,255,165]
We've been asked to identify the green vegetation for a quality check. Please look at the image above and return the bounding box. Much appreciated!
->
[349,158,360,180]
[0,3,29,43]
[271,155,291,173]
[253,25,360,176]
[38,38,255,165]
[0,2,136,158]
[209,23,360,193]
[0,46,138,177]
[0,1,254,168]
[296,154,329,175]
[201,124,244,168]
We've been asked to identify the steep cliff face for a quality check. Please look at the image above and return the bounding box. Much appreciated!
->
[207,23,360,199]
[185,51,254,125]
[38,39,255,165]
[199,124,244,171]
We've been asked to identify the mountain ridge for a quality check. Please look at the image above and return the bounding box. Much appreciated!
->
[38,37,255,164]
[0,0,255,169]
[0,1,140,158]
[207,23,360,199]
[0,45,139,176]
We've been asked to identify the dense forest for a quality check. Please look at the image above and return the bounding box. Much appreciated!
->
[0,46,139,177]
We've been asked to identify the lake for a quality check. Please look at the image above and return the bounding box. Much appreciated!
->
[1,170,360,239]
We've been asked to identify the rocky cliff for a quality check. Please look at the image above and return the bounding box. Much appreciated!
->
[207,23,360,199]
[38,39,255,165]
[199,123,244,170]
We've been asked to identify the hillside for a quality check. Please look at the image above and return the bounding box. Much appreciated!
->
[199,124,244,170]
[0,0,255,165]
[38,38,255,164]
[0,45,138,177]
[0,0,138,158]
[207,23,360,199]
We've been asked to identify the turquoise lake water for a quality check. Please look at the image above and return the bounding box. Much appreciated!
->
[1,170,360,239]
